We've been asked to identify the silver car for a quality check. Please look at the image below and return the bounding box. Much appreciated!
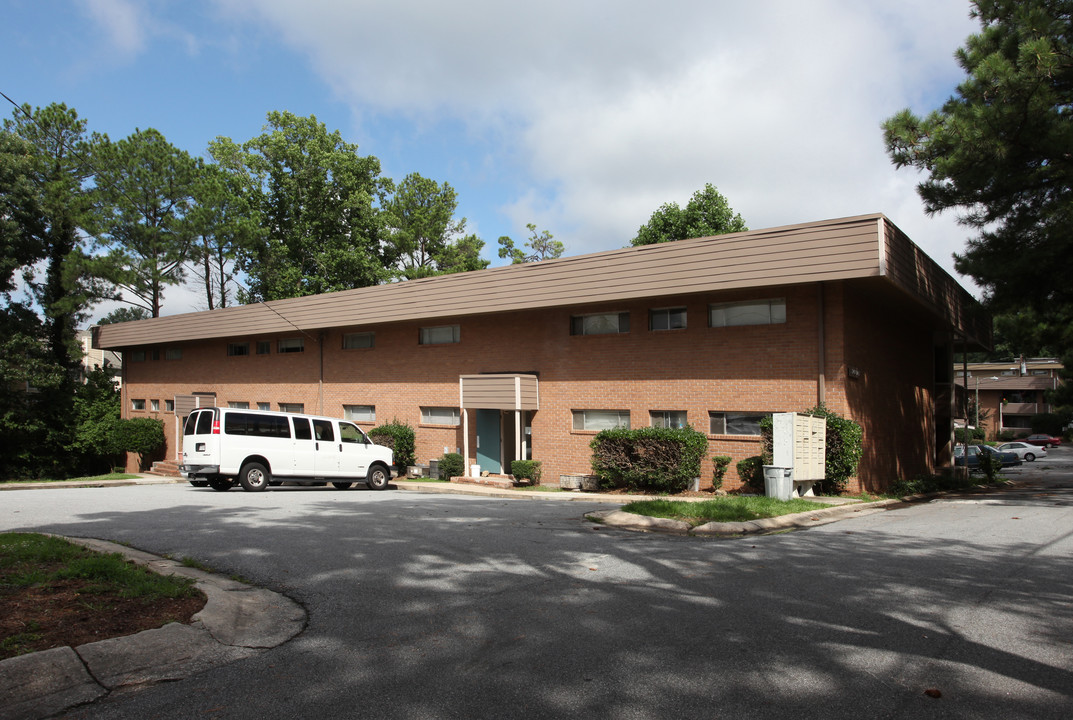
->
[997,441,1046,462]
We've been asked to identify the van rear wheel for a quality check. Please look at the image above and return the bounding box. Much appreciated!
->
[208,477,234,492]
[366,465,390,491]
[239,462,271,492]
[332,482,353,490]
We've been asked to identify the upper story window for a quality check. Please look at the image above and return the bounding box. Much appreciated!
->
[165,348,183,360]
[131,399,146,411]
[130,350,146,362]
[165,399,175,412]
[649,308,687,331]
[650,410,688,429]
[709,411,769,436]
[709,299,785,328]
[227,343,250,357]
[343,332,375,350]
[572,409,630,431]
[421,406,460,425]
[256,341,271,355]
[344,404,376,423]
[571,312,630,336]
[278,338,304,353]
[150,399,160,412]
[420,325,460,345]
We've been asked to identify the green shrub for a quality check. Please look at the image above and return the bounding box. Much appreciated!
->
[1031,412,1069,436]
[803,405,863,495]
[437,452,465,480]
[590,426,708,493]
[736,456,765,492]
[510,460,542,484]
[368,420,416,468]
[954,427,985,443]
[711,455,732,491]
[998,429,1018,441]
[114,418,165,471]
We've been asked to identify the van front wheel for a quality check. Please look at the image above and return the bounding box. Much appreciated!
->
[367,465,390,491]
[239,462,271,492]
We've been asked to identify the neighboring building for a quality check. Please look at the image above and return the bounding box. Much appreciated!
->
[955,359,1064,438]
[94,214,990,492]
[77,329,122,387]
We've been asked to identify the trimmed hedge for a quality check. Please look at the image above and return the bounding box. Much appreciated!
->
[736,456,765,492]
[590,426,708,493]
[437,452,465,480]
[368,420,415,468]
[510,460,542,484]
[711,455,732,491]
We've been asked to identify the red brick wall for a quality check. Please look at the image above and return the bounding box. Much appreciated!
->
[120,281,939,491]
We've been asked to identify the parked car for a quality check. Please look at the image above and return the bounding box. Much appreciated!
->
[1024,434,1062,448]
[954,444,1022,470]
[997,441,1046,462]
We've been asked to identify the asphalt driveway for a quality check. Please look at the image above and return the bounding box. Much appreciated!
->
[2,459,1072,719]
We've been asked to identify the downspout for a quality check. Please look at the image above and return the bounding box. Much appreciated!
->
[817,283,826,406]
[961,339,968,471]
[318,332,325,415]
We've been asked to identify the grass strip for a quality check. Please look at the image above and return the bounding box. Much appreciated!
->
[621,497,830,526]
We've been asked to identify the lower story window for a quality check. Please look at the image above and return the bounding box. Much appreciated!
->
[650,410,687,429]
[421,406,460,425]
[573,409,630,431]
[344,404,376,423]
[709,411,769,435]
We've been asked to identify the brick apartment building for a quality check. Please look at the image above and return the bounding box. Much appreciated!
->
[94,214,990,492]
[956,359,1064,439]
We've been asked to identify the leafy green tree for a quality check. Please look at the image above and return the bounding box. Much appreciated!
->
[72,366,123,473]
[1,103,110,370]
[883,0,1073,315]
[96,306,150,325]
[187,160,262,309]
[631,183,747,246]
[93,127,198,317]
[211,111,390,301]
[435,233,490,274]
[497,224,564,263]
[384,172,467,279]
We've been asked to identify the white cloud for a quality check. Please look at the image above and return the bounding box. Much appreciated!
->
[78,0,147,58]
[211,0,981,287]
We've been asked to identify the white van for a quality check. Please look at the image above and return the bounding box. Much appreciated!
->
[181,407,394,492]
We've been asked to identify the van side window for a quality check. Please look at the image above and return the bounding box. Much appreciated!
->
[196,410,214,435]
[339,423,365,444]
[225,412,290,438]
[312,419,335,442]
[293,417,312,440]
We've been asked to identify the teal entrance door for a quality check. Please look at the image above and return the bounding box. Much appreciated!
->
[476,409,501,473]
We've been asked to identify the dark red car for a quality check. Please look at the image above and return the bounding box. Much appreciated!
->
[1024,434,1062,448]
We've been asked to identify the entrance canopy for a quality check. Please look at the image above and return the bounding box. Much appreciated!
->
[459,374,539,410]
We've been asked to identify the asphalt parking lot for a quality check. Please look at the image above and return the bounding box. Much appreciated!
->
[2,451,1072,719]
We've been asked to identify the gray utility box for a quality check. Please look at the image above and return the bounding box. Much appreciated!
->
[769,412,826,498]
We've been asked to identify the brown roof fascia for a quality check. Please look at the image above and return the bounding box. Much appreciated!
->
[94,213,982,350]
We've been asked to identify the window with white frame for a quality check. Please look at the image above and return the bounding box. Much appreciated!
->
[278,402,304,413]
[165,399,174,412]
[650,410,688,429]
[572,409,630,431]
[649,308,687,331]
[228,401,250,409]
[419,325,460,345]
[708,299,786,328]
[131,399,146,411]
[150,399,160,412]
[344,404,376,423]
[571,312,630,336]
[278,338,304,353]
[343,332,375,350]
[709,411,770,435]
[421,406,460,425]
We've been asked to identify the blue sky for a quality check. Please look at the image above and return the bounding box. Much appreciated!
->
[3,0,982,319]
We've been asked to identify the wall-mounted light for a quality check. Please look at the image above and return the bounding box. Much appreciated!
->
[847,366,862,379]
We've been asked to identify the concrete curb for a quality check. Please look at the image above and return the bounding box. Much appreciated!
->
[0,537,306,720]
[587,498,907,537]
